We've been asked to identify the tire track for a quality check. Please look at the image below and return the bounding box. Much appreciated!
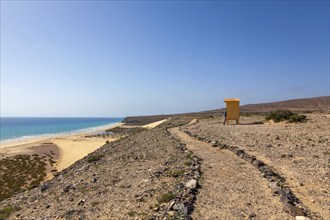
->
[169,127,293,220]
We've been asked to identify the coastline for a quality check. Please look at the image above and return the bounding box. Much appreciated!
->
[0,122,123,173]
[51,122,123,171]
[0,122,123,149]
[0,119,167,202]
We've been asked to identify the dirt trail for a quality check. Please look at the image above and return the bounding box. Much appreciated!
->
[169,127,292,220]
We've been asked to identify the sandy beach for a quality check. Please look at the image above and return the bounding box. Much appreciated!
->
[0,122,124,174]
[0,119,168,174]
[51,134,118,171]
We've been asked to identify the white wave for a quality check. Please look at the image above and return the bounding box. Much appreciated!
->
[0,122,121,148]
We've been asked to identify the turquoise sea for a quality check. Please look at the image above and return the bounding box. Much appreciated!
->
[0,117,123,144]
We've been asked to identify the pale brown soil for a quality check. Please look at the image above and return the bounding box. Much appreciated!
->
[0,111,329,219]
[169,127,292,220]
[181,113,330,219]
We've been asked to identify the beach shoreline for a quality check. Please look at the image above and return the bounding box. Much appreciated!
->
[0,118,169,172]
[0,122,123,149]
[0,119,168,202]
[0,122,123,172]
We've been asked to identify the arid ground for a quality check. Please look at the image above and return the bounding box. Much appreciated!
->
[0,96,329,219]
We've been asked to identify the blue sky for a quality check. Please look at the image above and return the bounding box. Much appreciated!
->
[1,1,329,117]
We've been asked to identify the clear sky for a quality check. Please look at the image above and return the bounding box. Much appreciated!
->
[1,1,329,117]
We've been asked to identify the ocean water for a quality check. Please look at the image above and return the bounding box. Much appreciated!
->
[0,117,123,143]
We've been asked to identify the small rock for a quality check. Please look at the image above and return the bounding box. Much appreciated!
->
[280,195,291,204]
[252,160,265,168]
[186,193,195,202]
[167,211,175,216]
[248,156,256,163]
[242,155,251,161]
[266,144,273,148]
[63,185,73,193]
[283,203,304,217]
[185,179,197,189]
[268,181,278,188]
[173,203,183,211]
[183,203,194,215]
[272,186,281,194]
[46,204,51,209]
[281,153,293,159]
[249,212,256,218]
[278,189,287,197]
[168,201,175,210]
[77,199,86,206]
[269,182,281,194]
[285,189,294,201]
[210,141,218,147]
[41,182,52,192]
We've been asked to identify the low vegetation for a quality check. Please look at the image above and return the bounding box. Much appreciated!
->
[87,153,103,163]
[157,192,175,204]
[167,169,185,178]
[127,210,137,217]
[265,110,307,123]
[0,154,51,201]
[0,205,19,219]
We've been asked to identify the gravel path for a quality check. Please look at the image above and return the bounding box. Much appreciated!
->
[169,127,292,220]
[183,113,330,219]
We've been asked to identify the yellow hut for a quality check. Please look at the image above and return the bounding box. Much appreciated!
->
[224,98,240,124]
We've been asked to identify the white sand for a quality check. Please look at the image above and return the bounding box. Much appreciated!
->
[142,119,167,129]
[0,123,123,172]
[52,137,116,171]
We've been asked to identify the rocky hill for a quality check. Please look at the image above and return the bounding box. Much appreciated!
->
[123,97,329,126]
[202,96,329,115]
[240,96,329,113]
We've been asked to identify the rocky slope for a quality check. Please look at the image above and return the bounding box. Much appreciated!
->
[203,96,329,114]
[0,117,201,220]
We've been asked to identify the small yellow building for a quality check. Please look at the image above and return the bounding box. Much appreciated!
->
[224,98,240,124]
